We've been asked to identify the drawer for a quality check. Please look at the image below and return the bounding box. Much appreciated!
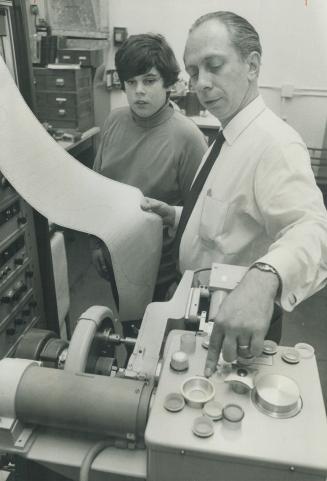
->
[36,92,78,111]
[37,99,92,120]
[37,105,77,119]
[34,67,92,91]
[57,48,103,68]
[36,101,94,131]
[36,90,91,112]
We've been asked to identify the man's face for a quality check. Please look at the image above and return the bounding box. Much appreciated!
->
[124,67,169,118]
[184,19,254,127]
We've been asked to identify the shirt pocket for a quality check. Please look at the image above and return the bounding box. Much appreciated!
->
[199,192,230,243]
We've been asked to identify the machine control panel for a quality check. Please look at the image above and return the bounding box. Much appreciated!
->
[0,174,44,357]
[146,331,327,481]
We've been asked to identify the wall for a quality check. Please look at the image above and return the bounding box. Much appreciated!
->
[105,0,327,149]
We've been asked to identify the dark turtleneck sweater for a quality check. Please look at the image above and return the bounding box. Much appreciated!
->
[93,101,207,291]
[93,101,207,205]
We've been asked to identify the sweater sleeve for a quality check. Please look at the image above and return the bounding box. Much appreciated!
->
[92,114,112,173]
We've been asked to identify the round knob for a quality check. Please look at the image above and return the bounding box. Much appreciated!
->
[192,416,214,438]
[170,350,189,372]
[0,176,9,188]
[14,257,24,266]
[1,289,15,303]
[222,404,244,427]
[12,281,27,301]
[180,333,196,354]
[17,216,27,226]
[252,374,302,418]
[263,340,278,355]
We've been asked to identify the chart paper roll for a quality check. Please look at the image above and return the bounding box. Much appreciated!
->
[0,57,162,321]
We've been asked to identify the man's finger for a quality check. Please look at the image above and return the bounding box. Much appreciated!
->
[250,331,265,357]
[222,335,238,362]
[236,336,253,359]
[205,323,224,377]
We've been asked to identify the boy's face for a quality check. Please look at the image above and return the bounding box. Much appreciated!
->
[124,67,169,118]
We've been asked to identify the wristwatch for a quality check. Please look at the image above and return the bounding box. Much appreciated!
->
[251,262,281,293]
[252,262,279,276]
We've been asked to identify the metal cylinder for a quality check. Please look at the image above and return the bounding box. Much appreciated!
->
[15,365,153,440]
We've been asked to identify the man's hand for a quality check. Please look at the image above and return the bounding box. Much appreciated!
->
[141,197,176,227]
[205,268,280,377]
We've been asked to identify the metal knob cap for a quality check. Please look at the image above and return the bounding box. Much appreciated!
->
[252,374,302,418]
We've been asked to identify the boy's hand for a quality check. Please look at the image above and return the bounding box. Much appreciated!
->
[141,197,176,227]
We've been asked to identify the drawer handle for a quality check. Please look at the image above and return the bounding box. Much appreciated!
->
[62,55,71,60]
[78,56,87,61]
[55,78,65,87]
[55,97,67,105]
[58,109,66,116]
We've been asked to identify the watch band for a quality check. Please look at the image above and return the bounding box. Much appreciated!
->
[251,262,282,295]
[252,262,279,276]
[250,262,282,303]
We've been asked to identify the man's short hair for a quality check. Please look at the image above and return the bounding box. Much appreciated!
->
[115,33,180,90]
[189,11,262,60]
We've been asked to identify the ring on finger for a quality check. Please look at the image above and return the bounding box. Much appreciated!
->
[237,344,252,358]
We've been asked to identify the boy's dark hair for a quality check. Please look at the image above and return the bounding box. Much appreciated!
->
[115,33,180,90]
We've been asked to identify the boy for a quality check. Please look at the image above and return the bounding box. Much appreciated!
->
[92,33,207,323]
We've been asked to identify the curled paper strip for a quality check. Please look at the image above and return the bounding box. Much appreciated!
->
[0,57,162,321]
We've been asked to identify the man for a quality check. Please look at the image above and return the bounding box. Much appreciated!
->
[91,34,207,314]
[142,11,327,376]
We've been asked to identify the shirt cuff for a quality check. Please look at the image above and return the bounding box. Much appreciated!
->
[253,252,297,312]
[249,261,282,307]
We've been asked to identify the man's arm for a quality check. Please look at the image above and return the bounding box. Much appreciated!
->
[206,142,327,375]
[253,142,327,310]
[205,267,280,376]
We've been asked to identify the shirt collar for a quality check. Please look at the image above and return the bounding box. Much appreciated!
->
[222,95,266,145]
[131,100,174,128]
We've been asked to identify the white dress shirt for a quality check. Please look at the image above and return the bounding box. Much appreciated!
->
[178,95,327,311]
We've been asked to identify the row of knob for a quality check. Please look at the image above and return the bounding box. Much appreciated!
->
[5,299,37,336]
[0,257,26,278]
[1,279,35,304]
[1,207,26,226]
[0,263,33,282]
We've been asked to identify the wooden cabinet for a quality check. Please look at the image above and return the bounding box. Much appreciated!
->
[33,66,94,131]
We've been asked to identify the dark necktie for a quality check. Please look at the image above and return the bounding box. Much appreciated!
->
[173,129,225,261]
